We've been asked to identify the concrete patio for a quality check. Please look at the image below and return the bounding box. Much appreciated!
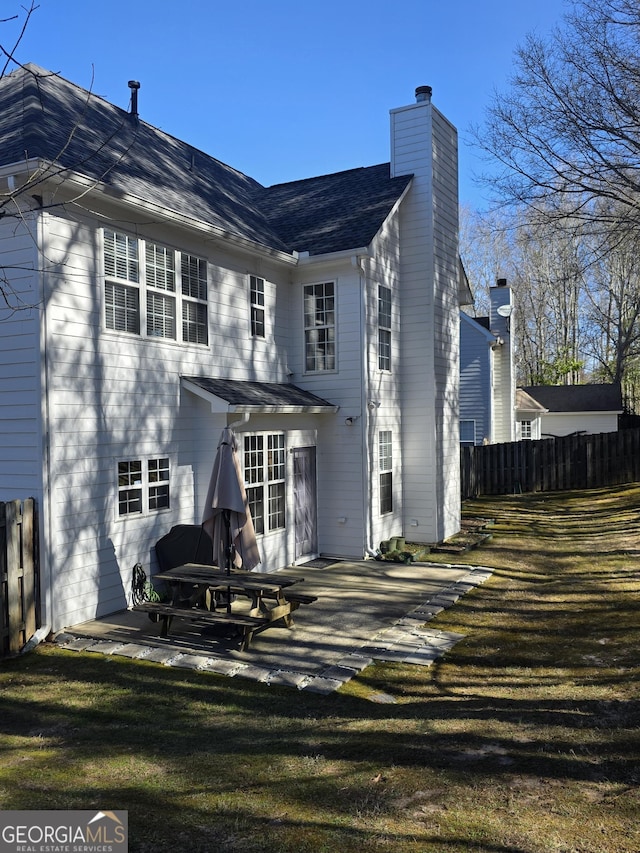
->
[54,558,494,694]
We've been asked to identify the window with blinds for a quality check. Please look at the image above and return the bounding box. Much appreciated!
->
[379,430,393,515]
[103,230,207,345]
[378,285,392,371]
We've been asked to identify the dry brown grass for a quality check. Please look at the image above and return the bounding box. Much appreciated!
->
[1,484,639,852]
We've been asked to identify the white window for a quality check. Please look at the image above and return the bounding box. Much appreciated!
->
[304,282,335,372]
[460,420,476,446]
[250,275,265,337]
[104,231,140,334]
[379,430,393,515]
[118,458,170,517]
[182,254,208,344]
[378,285,391,371]
[520,419,532,440]
[243,434,285,534]
[104,230,207,345]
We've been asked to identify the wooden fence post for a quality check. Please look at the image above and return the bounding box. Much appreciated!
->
[0,498,38,656]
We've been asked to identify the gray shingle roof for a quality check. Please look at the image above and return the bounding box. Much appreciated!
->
[521,384,623,413]
[259,165,411,256]
[0,64,411,257]
[183,376,337,410]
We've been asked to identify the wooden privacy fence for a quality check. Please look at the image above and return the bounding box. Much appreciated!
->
[1,498,38,656]
[461,428,640,499]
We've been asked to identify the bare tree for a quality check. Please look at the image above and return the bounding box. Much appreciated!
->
[0,4,140,314]
[582,228,640,405]
[474,0,640,233]
[460,205,586,385]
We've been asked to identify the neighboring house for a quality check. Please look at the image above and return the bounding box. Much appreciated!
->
[0,66,463,633]
[459,279,515,445]
[517,384,623,438]
[514,389,547,440]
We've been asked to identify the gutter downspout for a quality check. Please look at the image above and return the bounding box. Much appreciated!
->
[354,255,377,558]
[37,204,53,640]
[228,412,250,431]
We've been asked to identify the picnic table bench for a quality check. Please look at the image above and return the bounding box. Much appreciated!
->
[133,563,317,650]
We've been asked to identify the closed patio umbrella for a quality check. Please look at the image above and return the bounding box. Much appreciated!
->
[202,427,261,577]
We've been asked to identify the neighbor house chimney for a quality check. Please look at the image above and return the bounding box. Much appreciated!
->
[128,80,140,118]
[415,85,432,103]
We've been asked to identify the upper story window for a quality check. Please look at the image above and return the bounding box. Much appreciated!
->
[378,285,392,371]
[460,419,476,446]
[103,230,208,345]
[304,282,335,372]
[250,275,265,337]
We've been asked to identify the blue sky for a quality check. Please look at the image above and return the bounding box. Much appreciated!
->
[6,0,567,210]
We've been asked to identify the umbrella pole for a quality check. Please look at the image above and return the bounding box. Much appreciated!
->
[223,509,232,613]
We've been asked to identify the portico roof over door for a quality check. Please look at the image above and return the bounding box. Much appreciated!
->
[181,376,338,415]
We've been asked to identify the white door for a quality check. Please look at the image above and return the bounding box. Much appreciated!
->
[293,447,317,560]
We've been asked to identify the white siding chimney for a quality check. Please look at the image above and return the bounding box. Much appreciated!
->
[489,279,515,443]
[391,87,460,543]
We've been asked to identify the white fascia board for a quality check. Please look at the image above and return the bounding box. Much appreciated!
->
[460,310,498,343]
[544,409,623,416]
[181,378,339,415]
[295,245,373,266]
[181,378,230,414]
[233,405,339,414]
[40,164,299,266]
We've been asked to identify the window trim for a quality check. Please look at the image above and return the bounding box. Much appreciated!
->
[520,419,532,440]
[250,274,265,338]
[303,280,337,374]
[243,432,286,535]
[378,285,392,372]
[116,456,171,519]
[379,430,393,515]
[103,229,208,346]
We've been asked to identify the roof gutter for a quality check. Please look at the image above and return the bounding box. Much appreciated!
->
[15,160,300,266]
[295,246,373,265]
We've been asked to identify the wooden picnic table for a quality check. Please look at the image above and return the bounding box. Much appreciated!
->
[132,563,318,650]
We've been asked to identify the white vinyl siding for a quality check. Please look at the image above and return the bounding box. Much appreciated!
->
[0,213,42,499]
[391,96,460,542]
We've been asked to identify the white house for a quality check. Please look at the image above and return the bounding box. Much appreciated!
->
[459,279,515,445]
[0,65,462,633]
[517,384,623,438]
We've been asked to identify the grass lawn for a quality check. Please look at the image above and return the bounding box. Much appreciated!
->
[1,484,639,852]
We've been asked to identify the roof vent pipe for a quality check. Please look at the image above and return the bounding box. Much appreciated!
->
[415,85,432,103]
[128,80,140,117]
